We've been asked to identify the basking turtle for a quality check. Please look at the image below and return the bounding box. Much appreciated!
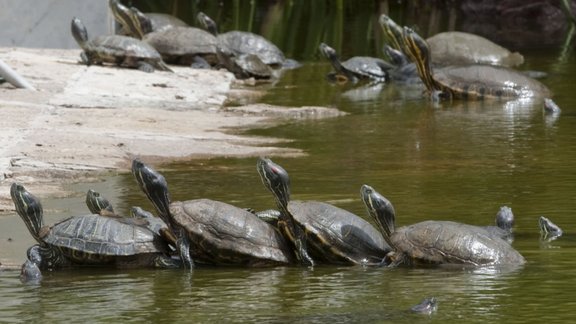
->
[197,12,293,69]
[122,7,219,66]
[426,31,524,67]
[70,17,171,73]
[360,184,525,267]
[85,189,178,247]
[257,157,390,266]
[131,159,294,269]
[216,45,273,80]
[10,183,181,271]
[319,43,391,84]
[109,0,187,36]
[379,15,550,100]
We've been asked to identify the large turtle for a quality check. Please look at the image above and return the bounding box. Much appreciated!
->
[131,159,294,269]
[197,12,295,69]
[70,17,171,73]
[379,15,550,100]
[426,31,524,67]
[109,0,187,36]
[10,183,181,271]
[360,184,525,267]
[124,7,219,66]
[257,157,390,266]
[319,43,391,84]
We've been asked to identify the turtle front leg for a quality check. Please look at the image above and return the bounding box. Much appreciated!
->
[176,232,194,270]
[136,61,155,73]
[285,222,314,267]
[154,255,183,269]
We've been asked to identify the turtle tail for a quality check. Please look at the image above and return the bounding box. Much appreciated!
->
[10,183,45,244]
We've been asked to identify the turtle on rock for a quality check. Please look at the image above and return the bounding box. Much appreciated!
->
[71,17,171,72]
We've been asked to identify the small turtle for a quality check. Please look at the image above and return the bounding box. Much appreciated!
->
[11,183,181,271]
[216,45,273,80]
[257,157,390,266]
[319,43,391,84]
[197,12,294,69]
[70,17,171,73]
[361,184,525,267]
[131,159,294,269]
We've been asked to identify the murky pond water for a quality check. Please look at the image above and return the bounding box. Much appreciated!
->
[2,1,576,322]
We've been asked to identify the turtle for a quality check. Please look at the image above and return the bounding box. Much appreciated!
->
[319,43,392,84]
[10,183,181,271]
[20,246,43,284]
[215,45,273,80]
[382,45,422,85]
[410,297,438,315]
[379,15,551,100]
[539,216,563,242]
[360,184,526,267]
[121,7,219,66]
[70,17,172,73]
[256,157,391,267]
[196,12,295,69]
[426,31,524,67]
[131,159,294,269]
[84,188,178,248]
[109,0,187,37]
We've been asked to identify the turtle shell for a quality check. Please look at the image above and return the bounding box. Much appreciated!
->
[42,214,168,265]
[171,199,293,266]
[341,56,390,81]
[391,220,525,266]
[288,201,390,265]
[219,31,285,66]
[427,31,524,67]
[144,26,218,65]
[434,65,551,99]
[87,35,163,63]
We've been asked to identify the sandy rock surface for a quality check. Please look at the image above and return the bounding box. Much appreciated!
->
[0,48,345,211]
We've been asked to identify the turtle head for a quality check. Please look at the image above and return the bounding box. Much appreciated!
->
[128,7,153,38]
[257,157,291,210]
[383,45,409,67]
[401,27,436,90]
[539,216,563,240]
[131,159,172,227]
[319,43,338,61]
[495,206,514,233]
[378,14,404,52]
[109,0,136,37]
[410,297,438,315]
[10,183,45,244]
[360,185,396,244]
[85,189,115,216]
[197,12,218,36]
[71,17,89,48]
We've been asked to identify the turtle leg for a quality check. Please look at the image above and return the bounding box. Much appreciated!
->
[281,221,314,267]
[80,52,92,66]
[176,232,194,270]
[136,61,155,73]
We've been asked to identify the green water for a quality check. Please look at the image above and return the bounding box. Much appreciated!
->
[2,1,576,322]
